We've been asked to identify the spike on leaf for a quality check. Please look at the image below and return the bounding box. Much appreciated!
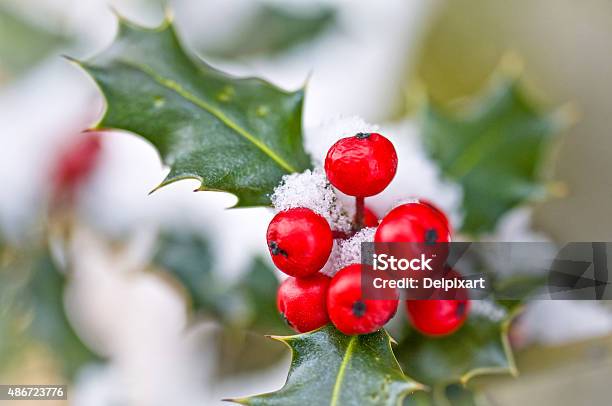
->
[228,325,425,405]
[395,310,519,388]
[73,16,312,207]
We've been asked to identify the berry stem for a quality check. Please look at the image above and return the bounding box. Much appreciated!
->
[354,196,365,232]
[332,230,351,240]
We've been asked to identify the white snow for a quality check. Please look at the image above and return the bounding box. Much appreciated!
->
[471,299,508,322]
[328,227,377,276]
[270,167,352,233]
[520,301,612,346]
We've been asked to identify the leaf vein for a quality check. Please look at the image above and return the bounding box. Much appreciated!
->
[330,335,356,406]
[117,60,297,174]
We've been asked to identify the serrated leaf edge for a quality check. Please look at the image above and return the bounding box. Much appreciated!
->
[457,305,521,386]
[95,57,297,174]
[228,326,427,405]
[67,14,308,196]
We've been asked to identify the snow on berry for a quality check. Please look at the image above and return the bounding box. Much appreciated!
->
[305,117,462,228]
[319,228,376,278]
[333,227,376,274]
[270,167,352,233]
[319,240,341,277]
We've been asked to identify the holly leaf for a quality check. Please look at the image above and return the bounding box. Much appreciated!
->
[0,7,67,83]
[214,328,289,378]
[214,258,293,376]
[153,231,227,318]
[24,250,100,378]
[493,273,548,309]
[153,230,290,376]
[0,259,29,374]
[0,244,100,380]
[421,77,567,234]
[405,384,477,406]
[76,16,312,206]
[395,311,517,388]
[229,325,424,405]
[153,231,287,332]
[205,4,336,59]
[233,257,289,334]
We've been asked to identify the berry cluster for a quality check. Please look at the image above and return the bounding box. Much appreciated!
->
[267,132,470,336]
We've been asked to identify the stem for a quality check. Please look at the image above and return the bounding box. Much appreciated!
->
[354,196,365,232]
[332,230,351,240]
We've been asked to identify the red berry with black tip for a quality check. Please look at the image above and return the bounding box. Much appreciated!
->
[327,264,398,335]
[266,208,333,277]
[325,132,397,197]
[277,274,331,333]
[374,201,451,244]
[406,299,470,337]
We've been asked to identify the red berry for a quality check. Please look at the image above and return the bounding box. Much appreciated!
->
[364,206,379,227]
[374,202,451,244]
[406,299,470,337]
[277,274,331,333]
[416,199,451,234]
[52,133,102,199]
[327,264,398,335]
[267,208,333,277]
[325,133,397,197]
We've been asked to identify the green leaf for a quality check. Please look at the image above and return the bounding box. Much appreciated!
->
[0,244,100,380]
[77,16,312,206]
[421,77,566,233]
[153,231,226,318]
[230,325,424,406]
[0,7,67,83]
[405,384,477,406]
[205,4,336,59]
[153,230,290,376]
[214,328,288,378]
[493,273,548,310]
[213,258,291,376]
[153,231,287,332]
[395,311,517,388]
[24,251,100,378]
[233,257,288,334]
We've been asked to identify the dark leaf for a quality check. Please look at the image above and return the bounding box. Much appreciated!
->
[230,325,424,405]
[395,311,516,387]
[421,77,566,233]
[206,4,336,58]
[76,17,312,206]
[0,7,67,82]
[0,244,100,380]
